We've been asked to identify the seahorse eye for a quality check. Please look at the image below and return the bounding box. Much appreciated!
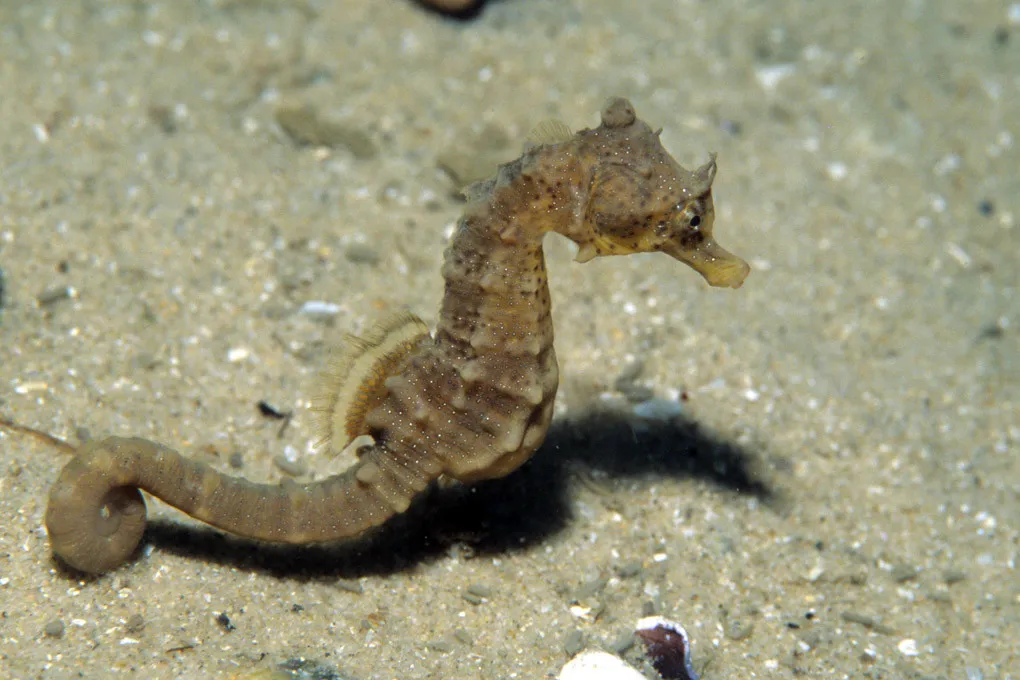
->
[689,215,701,228]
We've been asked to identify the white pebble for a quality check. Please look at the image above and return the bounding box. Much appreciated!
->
[945,242,972,268]
[897,638,919,656]
[755,64,796,91]
[300,300,341,316]
[558,650,645,680]
[826,161,848,181]
[227,347,250,362]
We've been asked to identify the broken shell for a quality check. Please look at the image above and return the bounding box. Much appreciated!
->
[635,616,700,680]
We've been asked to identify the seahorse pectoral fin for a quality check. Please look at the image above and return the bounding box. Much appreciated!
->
[664,236,750,289]
[310,312,431,457]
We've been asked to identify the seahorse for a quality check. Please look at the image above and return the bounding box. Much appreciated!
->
[43,97,750,574]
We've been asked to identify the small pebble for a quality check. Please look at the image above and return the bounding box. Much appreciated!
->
[839,611,895,635]
[616,561,643,579]
[896,638,919,656]
[563,629,585,656]
[273,453,307,477]
[147,103,177,134]
[275,105,377,158]
[614,358,644,386]
[75,426,92,444]
[462,592,487,605]
[719,119,742,136]
[345,243,381,265]
[607,630,635,655]
[426,639,454,654]
[573,575,609,601]
[299,300,342,316]
[43,619,65,638]
[614,359,652,402]
[124,613,145,633]
[943,568,966,585]
[465,583,493,599]
[215,612,236,632]
[891,564,919,583]
[257,401,288,419]
[278,657,350,679]
[37,284,73,306]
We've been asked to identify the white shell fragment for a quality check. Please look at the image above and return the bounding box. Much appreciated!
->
[557,650,646,680]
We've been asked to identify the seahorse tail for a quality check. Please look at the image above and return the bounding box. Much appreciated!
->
[45,436,443,574]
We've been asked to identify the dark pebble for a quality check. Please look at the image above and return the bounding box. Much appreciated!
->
[257,400,288,419]
[43,618,65,638]
[215,612,236,632]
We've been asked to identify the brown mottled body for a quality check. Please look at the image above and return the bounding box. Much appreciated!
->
[44,98,749,574]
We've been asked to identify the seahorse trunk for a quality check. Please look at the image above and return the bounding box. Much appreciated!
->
[45,436,441,574]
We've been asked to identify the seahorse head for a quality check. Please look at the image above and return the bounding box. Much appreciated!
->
[574,98,750,289]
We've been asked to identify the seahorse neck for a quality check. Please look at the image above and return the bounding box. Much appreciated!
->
[433,210,551,359]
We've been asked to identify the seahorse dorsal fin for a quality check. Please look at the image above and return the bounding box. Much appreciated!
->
[311,312,431,457]
[525,119,573,149]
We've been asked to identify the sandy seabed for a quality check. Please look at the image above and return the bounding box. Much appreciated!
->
[0,1,1017,678]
